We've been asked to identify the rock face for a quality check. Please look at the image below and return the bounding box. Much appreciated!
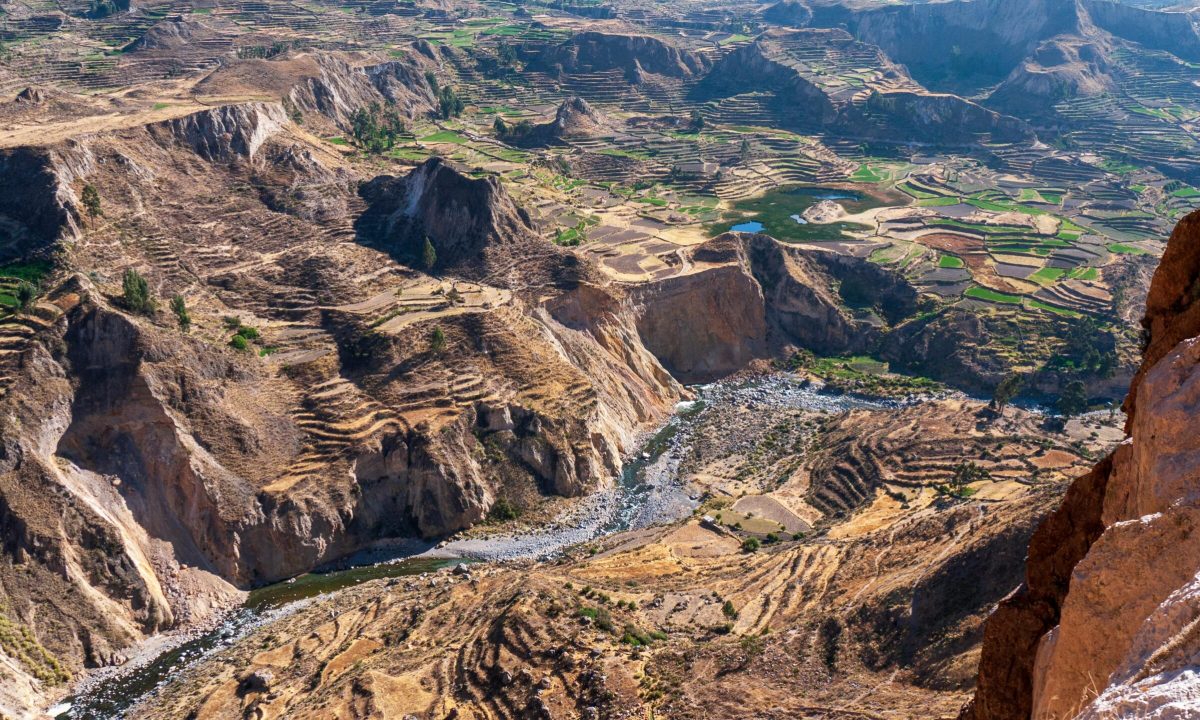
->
[986,37,1114,117]
[694,30,1031,145]
[1083,0,1200,62]
[357,157,590,288]
[845,0,1083,92]
[536,31,711,78]
[0,144,90,258]
[966,209,1200,719]
[632,233,918,383]
[160,102,288,162]
[763,0,813,27]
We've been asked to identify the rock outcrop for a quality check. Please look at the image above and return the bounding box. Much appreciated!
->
[159,102,288,162]
[966,209,1200,719]
[986,37,1115,117]
[535,31,711,78]
[505,97,613,147]
[357,157,592,289]
[631,233,918,382]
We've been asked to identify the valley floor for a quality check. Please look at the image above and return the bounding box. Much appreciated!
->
[57,373,1122,720]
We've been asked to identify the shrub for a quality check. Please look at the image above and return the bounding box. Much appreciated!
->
[236,325,259,341]
[15,281,36,310]
[170,295,190,331]
[741,537,760,553]
[121,269,156,314]
[430,327,446,354]
[722,600,738,620]
[621,624,652,647]
[421,237,437,271]
[229,334,249,351]
[488,498,519,521]
[81,184,102,217]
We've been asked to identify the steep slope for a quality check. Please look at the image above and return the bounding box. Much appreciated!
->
[692,29,1032,145]
[966,209,1200,719]
[0,54,701,716]
[130,392,1104,720]
[533,30,711,79]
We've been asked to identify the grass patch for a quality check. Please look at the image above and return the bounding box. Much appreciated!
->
[964,286,1024,304]
[1107,243,1150,255]
[1029,267,1066,285]
[937,255,965,269]
[418,130,469,144]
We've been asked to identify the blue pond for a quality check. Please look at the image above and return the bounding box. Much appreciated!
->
[731,221,764,233]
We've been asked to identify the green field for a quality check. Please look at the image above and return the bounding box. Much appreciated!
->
[938,255,965,268]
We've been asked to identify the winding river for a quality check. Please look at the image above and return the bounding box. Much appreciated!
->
[55,376,895,719]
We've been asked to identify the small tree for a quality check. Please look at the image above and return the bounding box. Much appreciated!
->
[688,109,705,133]
[438,85,464,119]
[493,115,508,137]
[991,372,1024,415]
[15,281,36,311]
[81,184,102,218]
[430,326,446,354]
[421,237,437,271]
[741,537,760,553]
[1058,379,1089,418]
[170,295,191,331]
[949,461,990,496]
[122,268,156,314]
[739,137,752,165]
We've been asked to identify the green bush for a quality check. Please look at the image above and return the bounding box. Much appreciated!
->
[15,281,36,310]
[741,537,760,553]
[121,269,156,314]
[488,498,519,521]
[722,600,738,619]
[229,334,249,351]
[81,183,102,217]
[170,295,190,331]
[430,327,446,353]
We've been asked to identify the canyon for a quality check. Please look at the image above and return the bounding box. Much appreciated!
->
[0,0,1198,717]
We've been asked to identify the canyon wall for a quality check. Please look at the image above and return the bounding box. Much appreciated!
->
[966,209,1200,719]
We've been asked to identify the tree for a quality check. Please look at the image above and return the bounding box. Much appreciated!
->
[81,184,102,218]
[949,461,990,496]
[424,70,440,98]
[493,115,508,137]
[991,372,1024,415]
[170,294,191,331]
[739,136,752,165]
[741,537,760,553]
[438,86,464,119]
[430,327,446,354]
[1058,379,1089,418]
[122,268,156,314]
[15,281,36,311]
[688,109,705,132]
[421,236,437,271]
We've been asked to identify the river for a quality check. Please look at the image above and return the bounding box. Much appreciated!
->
[54,375,896,719]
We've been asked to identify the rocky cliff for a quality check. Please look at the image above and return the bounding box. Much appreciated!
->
[966,209,1200,718]
[631,233,918,383]
[0,67,692,715]
[535,30,711,79]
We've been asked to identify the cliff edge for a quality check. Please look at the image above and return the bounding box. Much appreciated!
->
[966,209,1200,718]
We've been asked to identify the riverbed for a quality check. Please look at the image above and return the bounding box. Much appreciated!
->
[55,374,902,719]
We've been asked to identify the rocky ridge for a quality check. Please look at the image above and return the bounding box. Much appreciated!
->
[966,208,1200,718]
